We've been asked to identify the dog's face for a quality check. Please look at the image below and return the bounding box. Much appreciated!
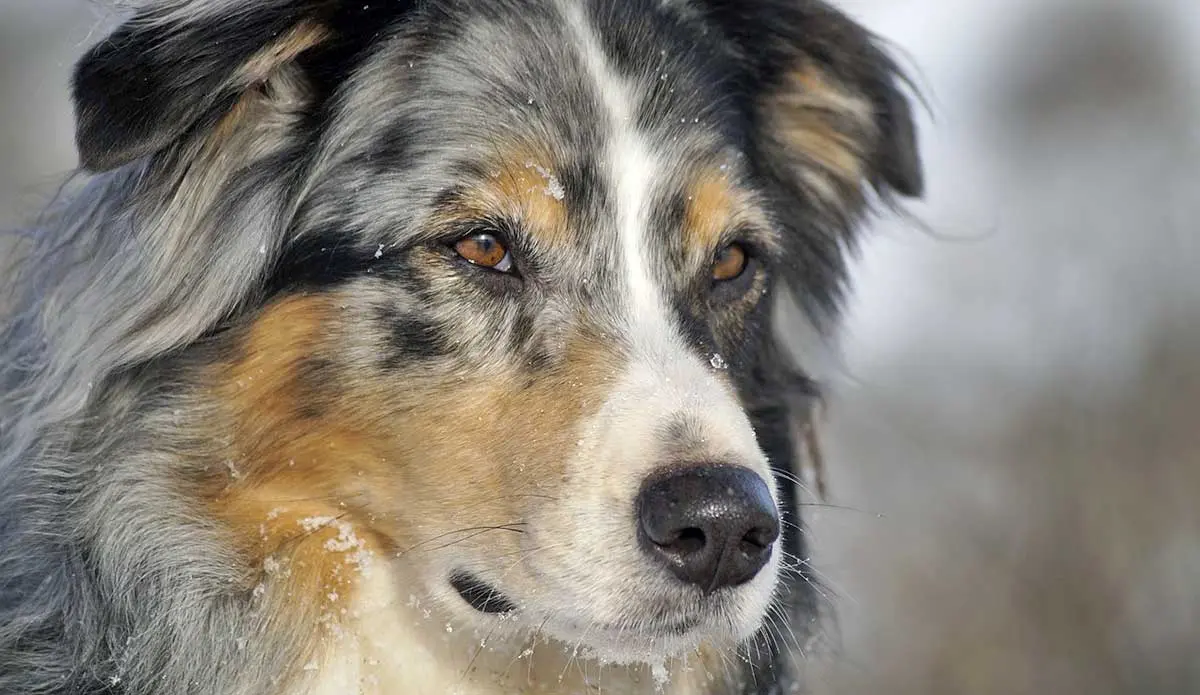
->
[72,0,921,669]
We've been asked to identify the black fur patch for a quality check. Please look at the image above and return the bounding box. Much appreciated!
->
[449,572,518,615]
[266,229,381,295]
[558,156,605,231]
[671,294,718,357]
[377,306,447,369]
[508,308,537,355]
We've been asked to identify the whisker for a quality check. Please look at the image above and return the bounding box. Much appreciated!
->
[395,523,526,558]
[779,550,851,605]
[460,616,503,682]
[449,493,560,517]
[767,600,805,658]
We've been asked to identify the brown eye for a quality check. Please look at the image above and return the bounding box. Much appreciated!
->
[454,232,513,272]
[711,243,748,281]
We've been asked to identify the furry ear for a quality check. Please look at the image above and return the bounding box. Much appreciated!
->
[72,1,339,172]
[700,0,924,207]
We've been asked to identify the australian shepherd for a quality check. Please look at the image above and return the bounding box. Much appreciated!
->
[0,0,923,693]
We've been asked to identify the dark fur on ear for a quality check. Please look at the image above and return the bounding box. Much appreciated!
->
[698,0,924,201]
[71,0,412,172]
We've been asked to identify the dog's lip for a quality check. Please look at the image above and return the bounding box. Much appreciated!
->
[449,571,518,614]
[596,617,702,636]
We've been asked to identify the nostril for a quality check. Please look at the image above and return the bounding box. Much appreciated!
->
[665,527,706,555]
[740,524,778,551]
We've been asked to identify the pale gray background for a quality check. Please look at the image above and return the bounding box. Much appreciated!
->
[2,2,1198,694]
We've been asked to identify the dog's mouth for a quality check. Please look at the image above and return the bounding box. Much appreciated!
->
[450,571,518,614]
[451,571,706,636]
[446,568,763,665]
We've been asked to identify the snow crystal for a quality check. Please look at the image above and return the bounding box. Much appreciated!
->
[525,161,565,200]
[709,353,728,370]
[323,528,359,552]
[293,517,376,576]
[650,661,670,690]
[298,515,337,532]
[261,554,293,582]
[374,243,385,259]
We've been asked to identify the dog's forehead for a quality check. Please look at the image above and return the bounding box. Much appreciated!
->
[331,0,751,250]
[414,0,737,125]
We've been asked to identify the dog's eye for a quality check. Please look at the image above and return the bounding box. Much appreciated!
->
[711,243,748,281]
[454,232,513,273]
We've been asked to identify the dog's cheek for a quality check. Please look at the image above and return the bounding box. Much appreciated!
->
[329,313,619,553]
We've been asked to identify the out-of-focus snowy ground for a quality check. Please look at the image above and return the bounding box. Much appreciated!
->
[2,2,1197,694]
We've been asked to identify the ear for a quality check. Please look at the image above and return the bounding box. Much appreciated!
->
[700,0,924,207]
[71,1,339,172]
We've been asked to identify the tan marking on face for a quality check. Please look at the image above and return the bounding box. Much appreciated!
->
[208,295,388,651]
[432,143,570,250]
[681,167,776,274]
[766,62,876,204]
[216,486,388,609]
[338,323,623,547]
[213,294,336,463]
[684,170,738,252]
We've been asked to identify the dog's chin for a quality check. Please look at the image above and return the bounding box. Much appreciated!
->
[446,569,775,665]
[536,616,734,666]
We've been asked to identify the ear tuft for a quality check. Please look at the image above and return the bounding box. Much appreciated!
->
[765,62,876,209]
[765,54,924,208]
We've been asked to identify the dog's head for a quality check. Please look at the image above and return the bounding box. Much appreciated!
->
[72,0,921,669]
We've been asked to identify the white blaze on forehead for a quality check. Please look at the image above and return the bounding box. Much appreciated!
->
[561,2,674,348]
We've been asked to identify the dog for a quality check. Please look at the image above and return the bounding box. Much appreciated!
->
[0,1,922,693]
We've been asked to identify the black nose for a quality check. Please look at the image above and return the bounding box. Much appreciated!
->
[636,465,780,593]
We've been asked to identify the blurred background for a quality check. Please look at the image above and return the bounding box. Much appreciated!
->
[2,1,1197,694]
